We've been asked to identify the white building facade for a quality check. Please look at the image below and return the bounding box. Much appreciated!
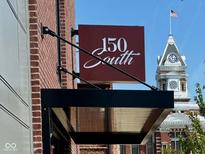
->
[0,0,33,153]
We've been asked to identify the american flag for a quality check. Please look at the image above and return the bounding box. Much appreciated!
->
[170,10,177,17]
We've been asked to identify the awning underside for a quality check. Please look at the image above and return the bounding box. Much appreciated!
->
[41,89,174,144]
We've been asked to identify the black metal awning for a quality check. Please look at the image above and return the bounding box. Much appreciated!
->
[41,88,174,153]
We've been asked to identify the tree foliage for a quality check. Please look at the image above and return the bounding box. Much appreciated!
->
[195,83,205,116]
[179,84,205,154]
[163,147,182,154]
[180,113,205,154]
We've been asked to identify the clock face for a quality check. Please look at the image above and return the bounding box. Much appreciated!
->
[169,80,178,89]
[168,53,178,63]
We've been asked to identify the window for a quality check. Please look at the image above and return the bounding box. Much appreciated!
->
[181,81,186,92]
[176,132,181,138]
[162,83,166,90]
[171,141,175,149]
[161,144,168,154]
[170,132,175,138]
[160,79,167,90]
[132,144,139,154]
[147,136,154,154]
[176,141,180,150]
[120,145,126,154]
[170,131,183,151]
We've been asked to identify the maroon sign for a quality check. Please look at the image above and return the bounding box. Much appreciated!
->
[79,25,145,82]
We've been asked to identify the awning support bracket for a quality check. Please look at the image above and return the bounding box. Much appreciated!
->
[57,66,101,89]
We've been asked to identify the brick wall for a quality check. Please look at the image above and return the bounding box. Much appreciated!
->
[59,0,76,89]
[28,0,76,153]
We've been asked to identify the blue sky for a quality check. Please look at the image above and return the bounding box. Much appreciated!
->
[75,0,205,100]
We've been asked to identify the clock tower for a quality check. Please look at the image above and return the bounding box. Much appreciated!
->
[156,34,190,103]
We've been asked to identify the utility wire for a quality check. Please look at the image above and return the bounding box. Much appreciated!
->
[43,26,158,91]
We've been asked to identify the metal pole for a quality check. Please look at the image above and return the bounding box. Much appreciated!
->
[169,10,172,35]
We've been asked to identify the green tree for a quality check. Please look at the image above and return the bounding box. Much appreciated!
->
[180,84,205,154]
[195,83,205,117]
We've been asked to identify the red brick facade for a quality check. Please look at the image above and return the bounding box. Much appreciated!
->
[28,0,76,153]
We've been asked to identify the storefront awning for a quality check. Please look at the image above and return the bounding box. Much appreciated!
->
[41,89,174,146]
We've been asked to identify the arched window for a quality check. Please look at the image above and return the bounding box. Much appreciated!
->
[181,80,186,92]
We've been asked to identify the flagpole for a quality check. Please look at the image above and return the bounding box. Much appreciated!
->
[169,10,172,35]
